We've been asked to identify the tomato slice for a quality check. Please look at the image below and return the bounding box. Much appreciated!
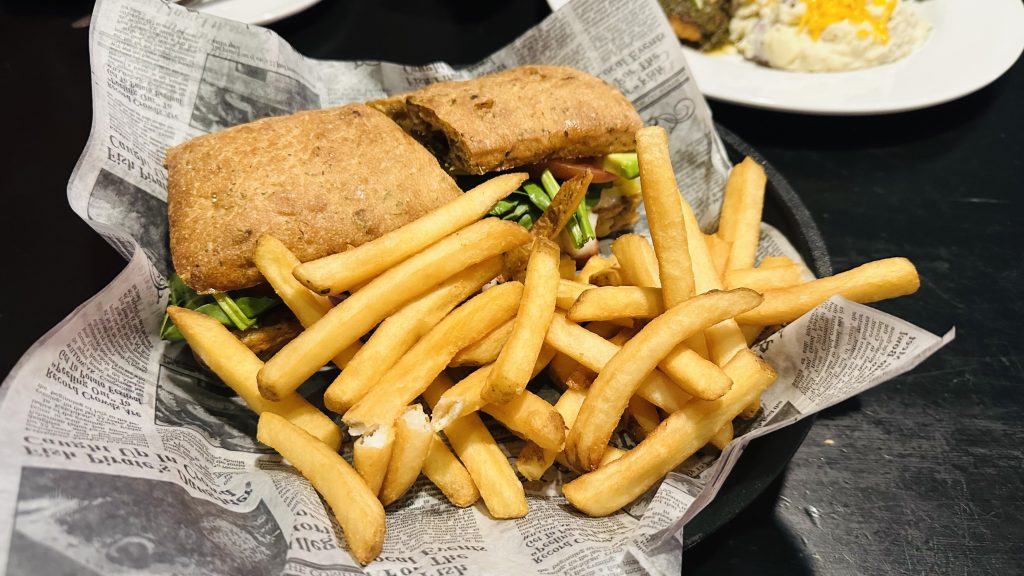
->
[537,159,618,184]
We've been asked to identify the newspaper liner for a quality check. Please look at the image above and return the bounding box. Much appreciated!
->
[0,0,952,574]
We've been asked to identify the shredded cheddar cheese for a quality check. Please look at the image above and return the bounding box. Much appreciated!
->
[799,0,898,44]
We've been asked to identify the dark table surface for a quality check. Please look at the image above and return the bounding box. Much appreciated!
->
[2,1,1021,575]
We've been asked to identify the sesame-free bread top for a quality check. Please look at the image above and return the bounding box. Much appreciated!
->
[165,104,462,293]
[369,66,643,175]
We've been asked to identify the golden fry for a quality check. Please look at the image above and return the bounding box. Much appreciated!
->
[717,158,766,241]
[636,126,693,306]
[611,233,661,288]
[736,257,920,326]
[556,279,595,310]
[759,256,796,269]
[547,352,593,390]
[257,413,385,564]
[380,405,434,505]
[353,425,394,496]
[565,289,762,471]
[709,421,734,450]
[254,235,360,369]
[258,218,531,400]
[626,396,660,439]
[562,349,776,516]
[532,172,593,240]
[167,307,341,450]
[343,281,523,435]
[422,434,480,507]
[325,259,502,413]
[679,197,750,366]
[545,313,692,413]
[567,286,664,322]
[738,323,764,346]
[450,317,514,367]
[431,347,556,431]
[559,254,577,280]
[482,389,565,452]
[516,388,588,481]
[294,173,527,295]
[723,158,767,272]
[576,255,618,285]
[724,264,802,293]
[424,376,528,519]
[485,238,560,403]
[704,233,732,278]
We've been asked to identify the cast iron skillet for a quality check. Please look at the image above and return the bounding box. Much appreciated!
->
[682,124,832,549]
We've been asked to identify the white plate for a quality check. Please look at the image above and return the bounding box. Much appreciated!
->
[684,0,1024,115]
[196,0,322,25]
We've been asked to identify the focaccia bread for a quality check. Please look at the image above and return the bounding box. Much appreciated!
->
[165,104,461,293]
[371,66,643,174]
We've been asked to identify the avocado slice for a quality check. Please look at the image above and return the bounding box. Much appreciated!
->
[603,153,640,179]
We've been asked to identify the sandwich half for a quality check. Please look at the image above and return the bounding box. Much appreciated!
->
[162,103,462,354]
[370,65,644,258]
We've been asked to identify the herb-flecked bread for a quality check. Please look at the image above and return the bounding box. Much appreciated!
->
[165,104,462,293]
[370,66,643,175]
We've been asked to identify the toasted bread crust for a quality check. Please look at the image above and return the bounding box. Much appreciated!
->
[166,104,461,293]
[372,66,643,174]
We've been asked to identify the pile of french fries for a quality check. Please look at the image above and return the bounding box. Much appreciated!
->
[167,126,920,565]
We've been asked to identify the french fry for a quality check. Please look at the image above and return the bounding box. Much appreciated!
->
[738,323,764,346]
[545,313,692,413]
[606,315,731,402]
[576,255,618,284]
[547,352,593,390]
[556,279,595,309]
[717,158,766,239]
[658,343,733,401]
[741,398,762,419]
[485,238,560,404]
[293,173,527,295]
[257,413,384,564]
[636,126,694,307]
[679,197,750,367]
[380,405,434,505]
[759,255,796,269]
[532,172,593,240]
[258,218,531,400]
[709,421,734,450]
[516,388,588,481]
[705,233,733,278]
[354,425,394,496]
[724,264,802,293]
[482,389,565,452]
[559,254,577,280]
[735,257,920,326]
[344,281,524,435]
[586,320,626,339]
[167,307,341,450]
[565,289,763,471]
[324,258,502,413]
[450,318,514,367]
[504,173,594,281]
[431,347,556,431]
[567,286,664,322]
[562,349,776,516]
[422,434,480,508]
[626,396,660,439]
[423,376,528,519]
[719,158,767,272]
[589,267,622,287]
[254,234,361,369]
[611,233,661,288]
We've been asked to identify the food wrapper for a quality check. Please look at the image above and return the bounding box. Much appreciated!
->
[0,0,952,573]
